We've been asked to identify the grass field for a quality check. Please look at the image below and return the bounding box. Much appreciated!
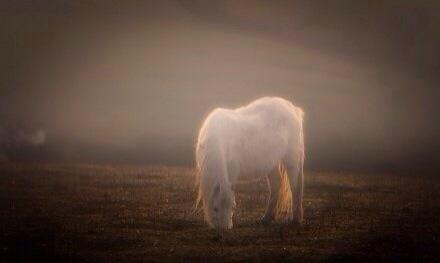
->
[1,162,439,262]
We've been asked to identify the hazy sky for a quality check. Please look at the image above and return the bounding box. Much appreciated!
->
[1,1,439,172]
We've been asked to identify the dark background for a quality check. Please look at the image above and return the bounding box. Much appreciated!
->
[1,1,439,173]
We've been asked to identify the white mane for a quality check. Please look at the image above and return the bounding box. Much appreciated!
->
[195,97,305,230]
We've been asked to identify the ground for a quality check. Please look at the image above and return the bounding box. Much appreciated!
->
[0,162,439,262]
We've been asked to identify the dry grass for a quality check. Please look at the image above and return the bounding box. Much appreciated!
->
[0,162,439,262]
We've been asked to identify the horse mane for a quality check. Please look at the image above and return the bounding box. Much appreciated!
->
[194,118,231,226]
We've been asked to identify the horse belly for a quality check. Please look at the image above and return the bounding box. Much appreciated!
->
[234,136,285,178]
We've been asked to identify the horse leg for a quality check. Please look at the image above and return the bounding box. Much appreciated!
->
[286,155,304,225]
[260,168,281,224]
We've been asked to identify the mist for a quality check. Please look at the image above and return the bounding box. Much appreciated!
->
[1,1,439,173]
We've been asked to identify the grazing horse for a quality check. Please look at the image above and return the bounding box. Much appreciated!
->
[195,97,305,230]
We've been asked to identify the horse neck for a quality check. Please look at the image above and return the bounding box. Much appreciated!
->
[200,136,230,191]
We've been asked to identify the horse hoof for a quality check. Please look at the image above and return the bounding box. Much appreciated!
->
[289,220,303,228]
[258,218,272,225]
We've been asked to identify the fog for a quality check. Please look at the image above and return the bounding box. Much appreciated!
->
[1,1,439,173]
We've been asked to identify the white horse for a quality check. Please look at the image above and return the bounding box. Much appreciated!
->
[195,97,305,230]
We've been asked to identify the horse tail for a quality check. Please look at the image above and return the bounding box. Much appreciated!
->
[274,163,293,222]
[274,106,305,222]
